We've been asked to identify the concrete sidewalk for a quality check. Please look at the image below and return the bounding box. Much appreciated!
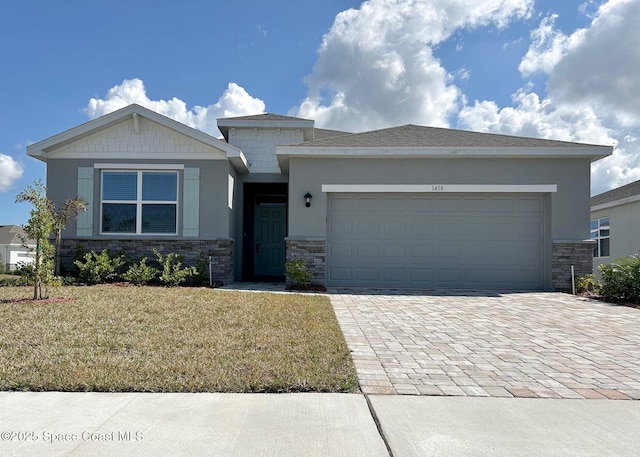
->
[2,392,639,457]
[372,396,640,457]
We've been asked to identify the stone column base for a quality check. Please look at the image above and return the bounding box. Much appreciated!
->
[285,238,326,286]
[552,240,595,292]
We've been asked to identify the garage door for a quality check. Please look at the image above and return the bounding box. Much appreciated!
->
[327,194,546,290]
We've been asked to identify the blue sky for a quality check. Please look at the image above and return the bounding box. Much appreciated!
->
[2,0,639,226]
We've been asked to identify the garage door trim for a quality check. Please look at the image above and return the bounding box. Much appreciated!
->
[322,184,557,193]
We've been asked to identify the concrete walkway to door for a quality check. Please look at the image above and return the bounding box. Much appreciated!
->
[329,290,640,399]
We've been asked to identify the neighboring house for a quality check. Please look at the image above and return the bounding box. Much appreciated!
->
[0,225,36,271]
[591,179,640,276]
[27,104,612,291]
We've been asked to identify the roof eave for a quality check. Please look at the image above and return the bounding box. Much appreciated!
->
[217,118,315,142]
[228,150,249,174]
[591,194,640,212]
[26,104,242,162]
[276,145,613,161]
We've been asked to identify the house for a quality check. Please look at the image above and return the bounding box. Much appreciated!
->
[27,104,612,291]
[591,178,640,276]
[0,225,36,271]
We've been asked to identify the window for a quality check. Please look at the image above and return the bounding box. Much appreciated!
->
[590,217,610,257]
[101,171,178,234]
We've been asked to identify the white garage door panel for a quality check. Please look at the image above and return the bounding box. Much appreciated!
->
[327,194,546,289]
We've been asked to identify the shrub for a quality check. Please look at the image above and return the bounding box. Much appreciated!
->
[285,258,313,289]
[154,249,196,287]
[123,257,159,286]
[190,252,210,287]
[74,250,126,284]
[599,254,640,303]
[576,274,601,294]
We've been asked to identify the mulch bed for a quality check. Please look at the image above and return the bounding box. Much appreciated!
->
[577,291,639,309]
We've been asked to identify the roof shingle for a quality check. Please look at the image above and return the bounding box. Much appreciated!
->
[0,225,34,245]
[299,124,609,149]
[591,179,640,206]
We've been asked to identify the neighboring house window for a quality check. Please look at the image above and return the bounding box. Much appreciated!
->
[590,217,610,257]
[101,171,178,234]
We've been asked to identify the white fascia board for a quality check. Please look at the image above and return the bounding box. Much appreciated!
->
[277,145,612,162]
[217,119,313,130]
[228,150,249,174]
[591,194,640,212]
[322,184,558,193]
[94,163,185,170]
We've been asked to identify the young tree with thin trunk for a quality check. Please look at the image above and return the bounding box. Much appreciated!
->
[15,180,88,299]
[15,180,55,300]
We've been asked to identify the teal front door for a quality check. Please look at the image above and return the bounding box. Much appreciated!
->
[254,203,286,277]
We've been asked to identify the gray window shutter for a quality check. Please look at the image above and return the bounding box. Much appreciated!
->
[183,168,199,237]
[77,167,94,236]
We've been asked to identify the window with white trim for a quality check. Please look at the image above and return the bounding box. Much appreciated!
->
[590,217,610,257]
[101,170,178,234]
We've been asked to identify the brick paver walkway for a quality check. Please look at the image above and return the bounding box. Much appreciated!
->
[329,291,640,399]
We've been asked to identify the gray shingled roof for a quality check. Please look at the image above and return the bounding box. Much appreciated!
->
[312,128,352,140]
[591,179,640,206]
[0,225,34,245]
[298,124,608,149]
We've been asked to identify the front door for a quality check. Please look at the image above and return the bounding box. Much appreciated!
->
[254,202,286,278]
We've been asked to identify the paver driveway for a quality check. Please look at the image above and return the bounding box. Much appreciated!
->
[329,291,640,399]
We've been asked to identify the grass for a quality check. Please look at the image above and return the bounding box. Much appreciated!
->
[0,273,25,286]
[0,285,358,393]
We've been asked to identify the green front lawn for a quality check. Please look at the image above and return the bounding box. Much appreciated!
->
[0,286,358,393]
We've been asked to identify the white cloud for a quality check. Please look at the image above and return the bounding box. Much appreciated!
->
[461,0,640,195]
[548,0,640,126]
[0,153,24,192]
[85,79,265,136]
[518,14,574,76]
[459,88,615,145]
[292,0,533,131]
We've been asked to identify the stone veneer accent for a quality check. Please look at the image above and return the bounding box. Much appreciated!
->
[552,240,595,292]
[285,238,326,286]
[59,238,234,284]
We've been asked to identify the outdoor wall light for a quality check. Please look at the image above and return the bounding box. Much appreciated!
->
[304,192,313,208]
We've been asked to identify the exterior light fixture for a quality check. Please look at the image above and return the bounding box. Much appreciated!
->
[304,192,313,208]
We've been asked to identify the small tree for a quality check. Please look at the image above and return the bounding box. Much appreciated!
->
[15,180,55,299]
[52,198,88,276]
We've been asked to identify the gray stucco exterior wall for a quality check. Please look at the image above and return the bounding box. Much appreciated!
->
[592,199,640,277]
[287,157,592,242]
[47,158,232,238]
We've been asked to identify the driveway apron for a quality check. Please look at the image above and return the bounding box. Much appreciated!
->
[328,290,640,399]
